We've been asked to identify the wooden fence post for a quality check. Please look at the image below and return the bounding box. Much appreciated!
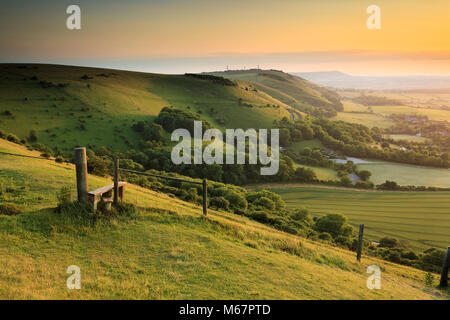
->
[114,159,119,204]
[202,179,207,216]
[439,247,450,287]
[74,147,88,203]
[356,224,364,262]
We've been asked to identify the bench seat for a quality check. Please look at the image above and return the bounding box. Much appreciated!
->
[87,182,126,211]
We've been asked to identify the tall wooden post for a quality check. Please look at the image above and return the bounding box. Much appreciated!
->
[74,147,88,203]
[114,159,119,204]
[356,224,364,262]
[439,247,450,287]
[202,179,207,216]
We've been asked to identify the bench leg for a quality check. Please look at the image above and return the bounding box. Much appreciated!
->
[119,186,125,201]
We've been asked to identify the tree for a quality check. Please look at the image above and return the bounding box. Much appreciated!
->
[340,175,352,187]
[143,123,164,142]
[357,170,372,181]
[314,213,354,239]
[294,167,316,182]
[279,128,291,147]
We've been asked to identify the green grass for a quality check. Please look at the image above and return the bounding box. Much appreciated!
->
[0,64,299,154]
[357,162,450,188]
[331,112,394,128]
[342,101,371,112]
[1,139,447,299]
[386,134,430,143]
[273,187,450,251]
[208,70,337,119]
[294,164,338,181]
[372,106,450,121]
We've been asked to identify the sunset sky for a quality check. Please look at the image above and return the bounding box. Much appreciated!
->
[1,0,450,75]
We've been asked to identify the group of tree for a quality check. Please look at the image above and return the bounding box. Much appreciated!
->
[276,117,449,168]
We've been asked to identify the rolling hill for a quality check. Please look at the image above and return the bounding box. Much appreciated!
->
[0,64,335,155]
[0,138,447,299]
[207,69,343,117]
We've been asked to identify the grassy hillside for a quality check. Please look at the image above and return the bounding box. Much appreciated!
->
[0,139,447,299]
[207,69,343,117]
[0,64,299,154]
[272,186,450,251]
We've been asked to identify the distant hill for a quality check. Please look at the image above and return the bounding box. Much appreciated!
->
[206,69,343,117]
[294,71,450,90]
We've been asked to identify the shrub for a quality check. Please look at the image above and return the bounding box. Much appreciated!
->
[55,156,65,163]
[224,190,248,212]
[246,190,285,210]
[57,186,72,208]
[314,213,352,238]
[290,208,312,224]
[387,250,402,263]
[6,133,21,144]
[419,248,445,272]
[424,272,434,287]
[86,153,110,177]
[0,203,22,215]
[210,196,230,211]
[379,237,398,248]
[253,196,275,210]
[319,232,333,241]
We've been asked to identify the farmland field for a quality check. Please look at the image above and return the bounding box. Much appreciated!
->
[272,187,450,251]
[386,134,430,143]
[357,162,450,187]
[331,112,394,128]
[294,164,338,181]
[371,105,450,121]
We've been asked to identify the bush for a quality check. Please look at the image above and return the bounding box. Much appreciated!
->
[210,196,230,211]
[224,190,248,212]
[419,248,445,272]
[315,213,352,238]
[0,203,22,215]
[253,196,275,210]
[57,186,72,208]
[290,208,312,224]
[379,237,398,248]
[6,133,21,144]
[55,156,65,163]
[424,272,434,287]
[246,190,285,210]
[87,153,110,177]
[357,170,372,181]
[318,232,333,241]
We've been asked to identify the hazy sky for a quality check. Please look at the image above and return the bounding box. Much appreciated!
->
[1,0,450,75]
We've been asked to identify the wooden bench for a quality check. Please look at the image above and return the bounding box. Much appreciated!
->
[87,182,126,211]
